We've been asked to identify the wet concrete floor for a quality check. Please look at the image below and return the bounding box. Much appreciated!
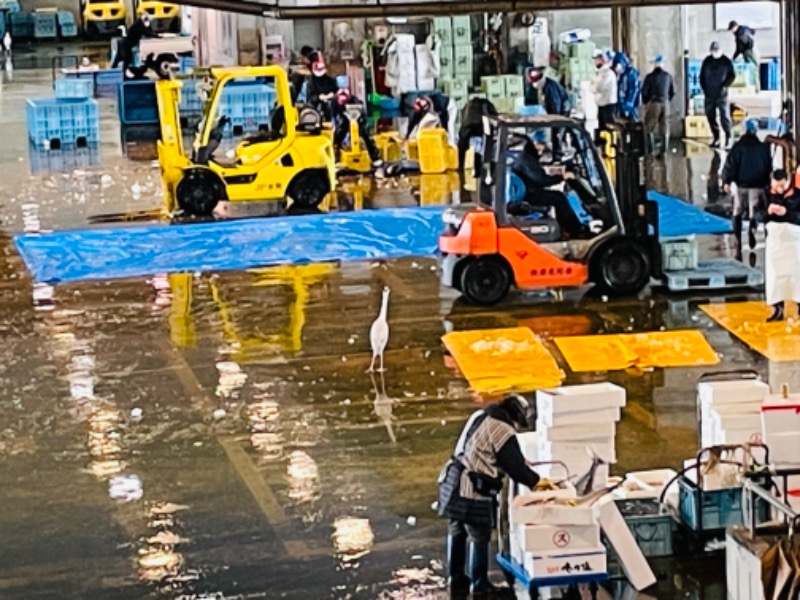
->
[0,45,785,599]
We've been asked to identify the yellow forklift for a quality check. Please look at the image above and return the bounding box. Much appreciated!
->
[155,66,336,216]
[81,0,125,37]
[134,0,180,33]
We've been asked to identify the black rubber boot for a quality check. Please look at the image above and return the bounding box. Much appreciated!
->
[733,214,743,261]
[748,220,757,249]
[468,540,498,595]
[660,135,669,156]
[447,531,470,591]
[767,302,785,323]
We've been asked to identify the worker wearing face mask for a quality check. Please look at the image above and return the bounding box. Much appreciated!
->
[764,169,800,322]
[526,66,570,116]
[591,50,618,136]
[728,20,760,92]
[700,41,736,149]
[612,52,642,122]
[437,394,539,595]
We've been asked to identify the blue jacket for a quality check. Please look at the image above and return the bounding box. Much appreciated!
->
[540,78,571,116]
[613,53,642,120]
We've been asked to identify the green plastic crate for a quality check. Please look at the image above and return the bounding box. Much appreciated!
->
[452,16,471,45]
[453,44,473,76]
[569,41,596,60]
[481,76,505,98]
[432,16,452,45]
[502,75,524,98]
[439,45,453,73]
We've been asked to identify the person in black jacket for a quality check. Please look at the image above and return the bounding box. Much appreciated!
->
[526,67,570,116]
[764,169,800,322]
[722,119,772,259]
[729,21,760,92]
[437,395,539,594]
[331,88,384,171]
[700,41,736,149]
[306,58,338,122]
[641,55,675,156]
[511,136,585,239]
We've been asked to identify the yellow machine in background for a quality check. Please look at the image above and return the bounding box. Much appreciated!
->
[135,0,180,33]
[339,105,371,173]
[155,66,336,217]
[81,0,125,36]
[407,129,458,174]
[168,264,336,361]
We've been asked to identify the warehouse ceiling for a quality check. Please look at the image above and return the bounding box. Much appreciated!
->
[170,0,760,20]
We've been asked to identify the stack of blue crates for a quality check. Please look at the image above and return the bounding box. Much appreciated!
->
[178,56,196,72]
[26,97,100,149]
[218,83,276,135]
[57,11,77,38]
[686,59,702,98]
[55,78,93,99]
[179,81,204,115]
[760,58,781,91]
[118,80,159,126]
[95,69,124,97]
[33,11,57,39]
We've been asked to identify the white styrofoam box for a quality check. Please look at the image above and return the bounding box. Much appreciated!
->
[697,379,770,406]
[764,432,800,465]
[518,523,601,552]
[540,407,621,427]
[595,499,656,591]
[536,462,610,491]
[761,401,800,437]
[510,501,595,526]
[529,33,551,72]
[536,419,615,442]
[517,431,538,463]
[513,481,576,502]
[711,410,762,436]
[523,547,606,581]
[537,383,626,419]
[537,439,616,462]
[624,468,679,506]
[510,524,524,565]
[394,33,416,52]
[715,427,761,445]
[728,91,782,118]
[726,530,766,600]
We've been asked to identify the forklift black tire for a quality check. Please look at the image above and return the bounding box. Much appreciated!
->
[589,238,651,297]
[287,171,330,208]
[176,168,224,216]
[460,255,511,306]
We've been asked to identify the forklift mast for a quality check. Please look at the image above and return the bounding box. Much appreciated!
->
[608,120,662,276]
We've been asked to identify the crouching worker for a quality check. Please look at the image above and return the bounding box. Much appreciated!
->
[332,88,384,174]
[764,169,800,322]
[437,395,540,595]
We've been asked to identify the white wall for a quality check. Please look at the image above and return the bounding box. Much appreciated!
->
[682,4,780,60]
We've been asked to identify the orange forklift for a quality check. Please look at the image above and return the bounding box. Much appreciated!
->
[440,115,661,305]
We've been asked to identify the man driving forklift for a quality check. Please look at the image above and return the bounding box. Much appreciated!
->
[509,130,588,239]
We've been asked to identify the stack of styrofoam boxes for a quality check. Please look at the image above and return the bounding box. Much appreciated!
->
[761,387,800,512]
[509,482,607,581]
[501,75,525,114]
[481,76,506,112]
[535,383,626,488]
[392,33,418,95]
[563,41,596,91]
[416,43,437,91]
[697,377,769,449]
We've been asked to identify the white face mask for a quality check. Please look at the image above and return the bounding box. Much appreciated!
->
[711,50,722,59]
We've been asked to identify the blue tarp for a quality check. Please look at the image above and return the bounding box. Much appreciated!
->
[15,194,731,284]
[15,208,445,284]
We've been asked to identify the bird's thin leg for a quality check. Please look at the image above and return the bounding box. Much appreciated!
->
[368,354,376,373]
[378,352,386,373]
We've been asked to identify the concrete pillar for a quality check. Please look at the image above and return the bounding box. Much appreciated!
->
[611,7,631,56]
[782,0,800,140]
[629,6,685,138]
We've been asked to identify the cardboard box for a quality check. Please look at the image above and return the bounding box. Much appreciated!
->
[537,383,626,419]
[697,379,770,406]
[536,420,615,442]
[595,499,656,591]
[540,407,621,427]
[518,523,601,552]
[523,547,606,581]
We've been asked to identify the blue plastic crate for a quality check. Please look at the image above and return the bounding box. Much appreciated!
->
[760,58,780,91]
[55,77,93,99]
[178,81,204,115]
[26,97,100,148]
[613,499,674,558]
[178,56,196,72]
[28,142,100,175]
[95,68,124,98]
[218,83,276,136]
[10,11,33,38]
[118,80,159,126]
[677,476,769,532]
[733,62,758,87]
[0,0,20,13]
[33,11,57,39]
[57,11,77,38]
[686,58,702,99]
